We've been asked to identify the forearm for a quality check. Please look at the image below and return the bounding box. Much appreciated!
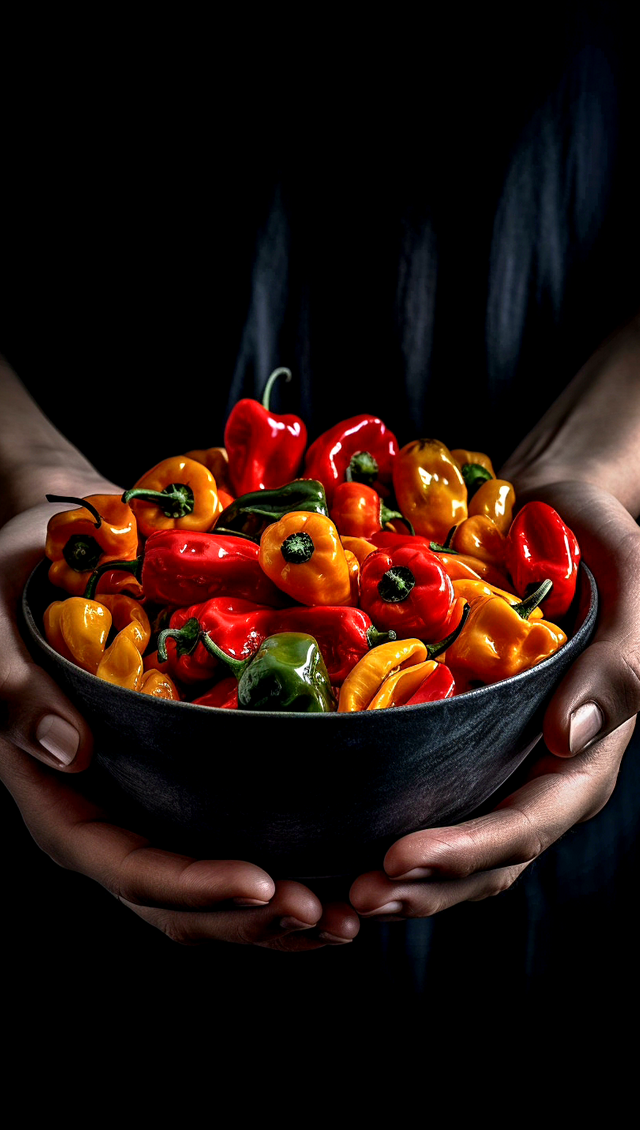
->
[500,314,640,517]
[0,357,118,524]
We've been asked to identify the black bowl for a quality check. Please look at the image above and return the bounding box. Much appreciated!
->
[21,560,597,882]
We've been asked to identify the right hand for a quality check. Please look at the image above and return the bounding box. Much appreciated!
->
[0,499,359,950]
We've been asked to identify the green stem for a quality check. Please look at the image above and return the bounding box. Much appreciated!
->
[430,541,459,555]
[367,627,398,648]
[425,602,471,659]
[377,565,416,603]
[46,494,102,528]
[513,580,553,621]
[199,634,252,679]
[157,618,201,662]
[84,555,143,600]
[122,483,195,519]
[380,503,415,536]
[261,367,292,411]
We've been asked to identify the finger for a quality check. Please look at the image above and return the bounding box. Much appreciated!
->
[375,722,632,886]
[542,497,640,757]
[351,862,530,919]
[122,879,324,948]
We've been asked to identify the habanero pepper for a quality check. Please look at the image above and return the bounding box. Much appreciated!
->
[193,677,239,710]
[138,669,181,700]
[303,414,399,506]
[96,632,144,690]
[392,439,468,543]
[340,535,378,567]
[359,543,456,643]
[85,530,288,608]
[204,632,336,713]
[468,478,515,535]
[224,367,308,496]
[450,515,507,568]
[43,597,112,674]
[367,658,456,710]
[214,479,329,541]
[329,481,412,540]
[259,511,352,606]
[45,494,138,596]
[505,501,581,621]
[184,446,232,493]
[122,456,220,538]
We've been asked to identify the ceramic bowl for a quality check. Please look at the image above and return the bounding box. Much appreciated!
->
[21,559,597,882]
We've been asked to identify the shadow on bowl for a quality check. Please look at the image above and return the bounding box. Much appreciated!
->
[21,560,597,887]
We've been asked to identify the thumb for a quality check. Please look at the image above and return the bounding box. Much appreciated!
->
[0,611,93,772]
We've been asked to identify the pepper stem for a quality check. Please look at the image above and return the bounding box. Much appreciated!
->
[513,579,553,620]
[199,633,252,680]
[377,565,416,603]
[157,618,202,662]
[425,602,471,659]
[46,494,102,528]
[367,627,398,648]
[430,541,459,555]
[281,531,315,563]
[122,483,195,519]
[261,367,292,411]
[461,463,493,499]
[345,451,379,485]
[84,555,143,599]
[380,503,415,536]
[213,527,261,543]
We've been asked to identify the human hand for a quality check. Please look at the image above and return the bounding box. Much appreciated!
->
[0,497,359,950]
[349,480,640,920]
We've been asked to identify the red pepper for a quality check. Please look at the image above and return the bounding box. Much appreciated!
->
[303,414,399,506]
[359,543,456,642]
[405,663,455,704]
[329,481,410,539]
[158,599,396,686]
[505,501,581,621]
[85,530,287,608]
[224,367,308,496]
[193,678,239,710]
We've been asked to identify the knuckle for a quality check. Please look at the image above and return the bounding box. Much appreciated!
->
[618,649,640,714]
[158,916,200,947]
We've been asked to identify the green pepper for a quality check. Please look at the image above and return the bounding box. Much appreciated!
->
[215,480,329,541]
[202,631,335,712]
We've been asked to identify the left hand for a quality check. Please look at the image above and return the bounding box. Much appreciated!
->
[349,479,640,920]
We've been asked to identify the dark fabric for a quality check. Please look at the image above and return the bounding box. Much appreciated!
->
[1,5,640,1011]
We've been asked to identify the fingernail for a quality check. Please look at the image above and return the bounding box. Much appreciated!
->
[232,898,270,907]
[359,901,404,917]
[388,867,434,881]
[318,931,353,944]
[279,916,316,931]
[569,702,604,754]
[35,715,80,766]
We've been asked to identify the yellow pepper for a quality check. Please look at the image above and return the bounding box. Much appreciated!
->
[450,450,496,477]
[45,494,138,596]
[468,479,515,535]
[340,536,378,567]
[445,581,566,687]
[43,598,112,674]
[432,549,513,590]
[338,638,428,712]
[392,439,468,543]
[259,511,352,606]
[366,660,441,709]
[344,549,360,605]
[184,446,232,493]
[123,456,219,538]
[452,578,542,619]
[91,594,151,654]
[451,515,507,567]
[96,632,144,690]
[139,669,180,699]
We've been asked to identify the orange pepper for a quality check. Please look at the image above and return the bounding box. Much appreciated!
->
[340,536,378,567]
[92,594,151,654]
[450,450,496,478]
[45,494,138,596]
[96,632,144,690]
[468,479,515,535]
[392,439,467,543]
[123,456,219,538]
[139,669,180,699]
[451,515,507,567]
[184,446,232,492]
[143,649,173,675]
[367,659,441,709]
[43,598,112,674]
[452,578,542,618]
[338,638,428,712]
[94,568,145,600]
[344,549,360,604]
[259,512,352,606]
[432,550,513,590]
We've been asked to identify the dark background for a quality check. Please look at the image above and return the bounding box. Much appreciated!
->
[2,4,640,1028]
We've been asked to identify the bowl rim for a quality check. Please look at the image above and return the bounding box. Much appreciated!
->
[22,558,598,722]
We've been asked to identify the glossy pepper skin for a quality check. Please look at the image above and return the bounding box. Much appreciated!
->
[450,450,496,478]
[303,414,399,506]
[259,512,352,606]
[96,632,144,690]
[184,446,232,493]
[206,632,335,713]
[367,659,455,709]
[123,456,219,538]
[215,479,329,541]
[45,495,138,596]
[138,669,181,700]
[92,594,151,654]
[468,479,515,535]
[338,637,428,712]
[451,578,543,619]
[224,367,308,496]
[359,543,456,642]
[451,515,507,568]
[43,597,112,674]
[193,677,239,709]
[505,502,581,621]
[392,439,468,543]
[88,530,287,608]
[445,581,567,687]
[329,482,409,539]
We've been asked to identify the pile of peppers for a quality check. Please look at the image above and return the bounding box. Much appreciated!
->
[41,368,581,714]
